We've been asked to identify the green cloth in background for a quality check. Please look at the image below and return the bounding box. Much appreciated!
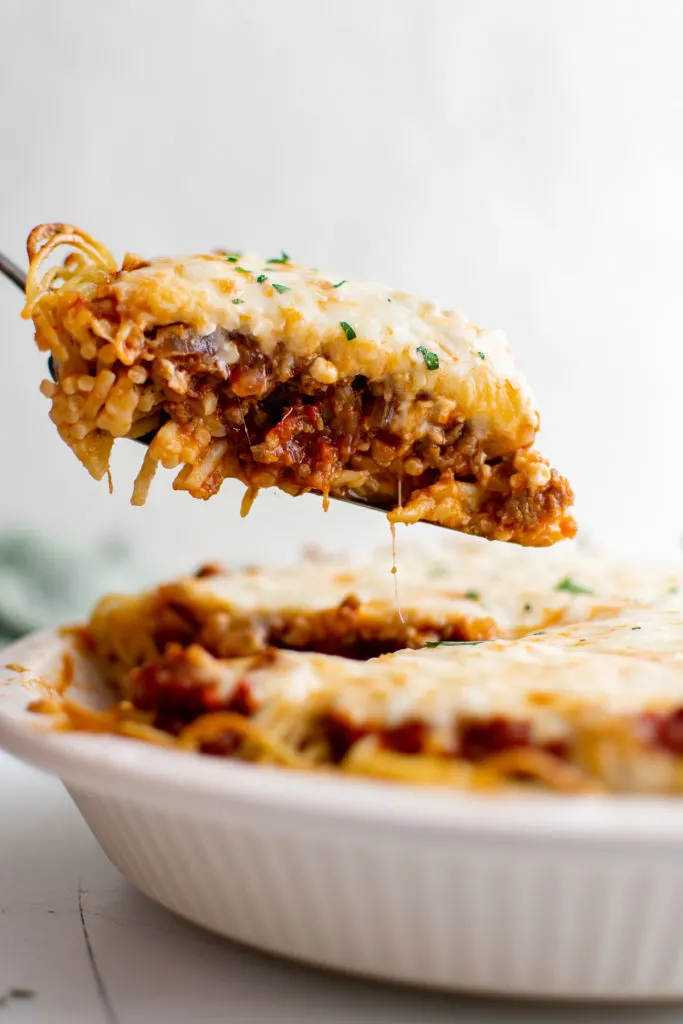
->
[0,532,150,645]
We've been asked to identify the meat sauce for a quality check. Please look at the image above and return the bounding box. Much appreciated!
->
[638,709,683,756]
[148,593,496,663]
[128,650,683,768]
[147,332,573,532]
[321,712,551,765]
[131,647,255,741]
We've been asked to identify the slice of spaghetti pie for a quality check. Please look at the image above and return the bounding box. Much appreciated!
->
[24,223,575,545]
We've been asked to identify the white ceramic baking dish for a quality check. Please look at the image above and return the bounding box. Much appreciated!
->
[2,628,683,1001]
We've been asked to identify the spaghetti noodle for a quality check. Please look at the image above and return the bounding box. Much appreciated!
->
[26,539,683,794]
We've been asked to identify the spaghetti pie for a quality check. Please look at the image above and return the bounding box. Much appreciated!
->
[31,538,683,794]
[23,224,574,546]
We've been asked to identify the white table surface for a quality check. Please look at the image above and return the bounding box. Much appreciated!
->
[0,752,680,1024]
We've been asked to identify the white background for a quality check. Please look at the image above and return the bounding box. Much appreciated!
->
[3,0,683,576]
[3,5,683,1019]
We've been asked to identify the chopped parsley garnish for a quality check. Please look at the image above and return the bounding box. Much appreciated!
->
[669,586,679,594]
[267,250,290,265]
[555,576,595,596]
[332,280,347,288]
[340,321,357,340]
[464,590,480,601]
[256,274,268,284]
[387,297,392,302]
[272,282,290,294]
[234,266,250,274]
[523,602,532,612]
[477,350,486,360]
[417,346,439,370]
[631,626,642,630]
[232,298,244,304]
[533,631,545,636]
[424,640,485,648]
[225,254,239,263]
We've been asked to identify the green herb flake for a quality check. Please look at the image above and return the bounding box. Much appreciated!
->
[272,282,290,294]
[267,250,290,265]
[523,602,532,612]
[234,266,250,275]
[477,350,486,360]
[464,590,480,601]
[417,346,439,370]
[340,321,357,340]
[332,280,347,288]
[669,586,680,595]
[555,576,595,596]
[232,298,244,304]
[424,640,485,648]
[225,254,239,263]
[256,274,268,284]
[631,626,642,630]
[387,297,392,302]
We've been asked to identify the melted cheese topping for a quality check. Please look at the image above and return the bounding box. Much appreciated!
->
[111,251,539,450]
[89,536,683,742]
[25,227,575,546]
[202,602,683,745]
[182,534,680,635]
